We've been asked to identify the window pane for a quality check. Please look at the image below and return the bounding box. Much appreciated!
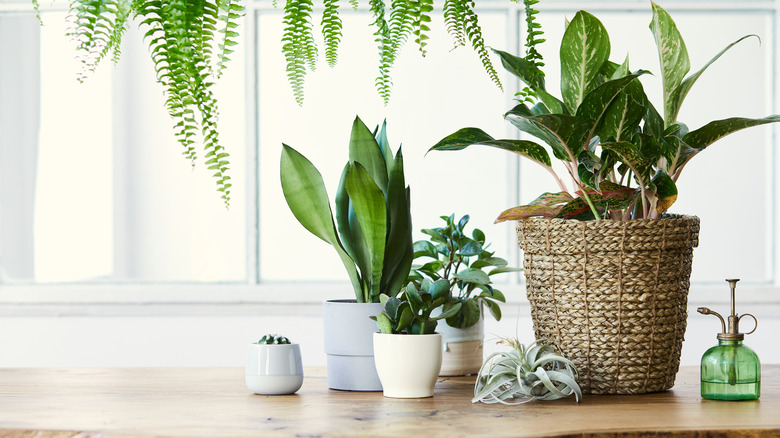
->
[0,12,248,283]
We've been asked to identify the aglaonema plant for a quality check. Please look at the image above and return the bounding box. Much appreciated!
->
[429,1,780,222]
[281,116,413,303]
[408,214,520,330]
[372,279,461,335]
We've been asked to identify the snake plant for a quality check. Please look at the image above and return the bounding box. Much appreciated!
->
[473,338,582,404]
[33,0,244,207]
[276,0,502,105]
[408,214,519,329]
[430,1,780,222]
[280,117,413,303]
[372,279,461,334]
[258,334,291,344]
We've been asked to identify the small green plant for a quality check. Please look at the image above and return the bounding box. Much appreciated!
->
[473,338,581,404]
[281,116,413,303]
[408,214,520,329]
[430,1,780,222]
[258,334,291,345]
[372,279,461,334]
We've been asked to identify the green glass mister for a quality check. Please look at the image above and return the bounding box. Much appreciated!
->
[697,279,760,401]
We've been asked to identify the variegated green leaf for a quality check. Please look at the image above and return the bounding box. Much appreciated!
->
[649,1,690,127]
[667,35,759,126]
[556,181,638,219]
[428,127,552,167]
[560,10,610,113]
[601,141,654,183]
[504,110,590,161]
[651,168,677,214]
[576,71,649,138]
[494,192,573,223]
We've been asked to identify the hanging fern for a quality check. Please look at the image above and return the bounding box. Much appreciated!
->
[33,0,243,206]
[281,0,318,105]
[515,0,545,104]
[277,0,505,105]
[321,0,343,67]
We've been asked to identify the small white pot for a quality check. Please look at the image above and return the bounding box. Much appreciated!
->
[373,332,442,398]
[245,343,304,395]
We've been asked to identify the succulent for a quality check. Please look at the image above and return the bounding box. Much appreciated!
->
[372,279,461,335]
[281,117,414,303]
[408,214,520,329]
[258,334,291,345]
[473,338,582,404]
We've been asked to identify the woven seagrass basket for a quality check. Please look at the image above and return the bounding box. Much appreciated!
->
[517,215,700,395]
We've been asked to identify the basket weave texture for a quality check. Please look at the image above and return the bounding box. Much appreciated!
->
[517,215,700,395]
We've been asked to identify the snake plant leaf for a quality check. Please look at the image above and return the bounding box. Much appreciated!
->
[349,117,389,195]
[428,127,552,168]
[381,148,414,298]
[576,71,650,140]
[559,10,611,113]
[667,35,759,126]
[335,164,370,294]
[651,169,678,214]
[280,144,362,297]
[492,48,566,114]
[649,2,690,128]
[375,120,395,176]
[453,268,490,285]
[345,162,387,302]
[504,111,591,161]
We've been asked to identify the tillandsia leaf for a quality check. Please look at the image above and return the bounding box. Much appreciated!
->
[559,10,611,114]
[345,162,388,303]
[495,191,573,222]
[651,168,677,214]
[428,127,552,168]
[667,34,759,126]
[556,181,638,219]
[505,107,591,161]
[649,1,690,128]
[280,145,362,298]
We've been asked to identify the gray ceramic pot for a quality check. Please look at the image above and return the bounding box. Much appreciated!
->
[322,300,383,391]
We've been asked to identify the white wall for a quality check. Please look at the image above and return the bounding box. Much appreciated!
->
[2,299,777,369]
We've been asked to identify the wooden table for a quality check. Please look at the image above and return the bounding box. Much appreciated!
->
[0,366,778,437]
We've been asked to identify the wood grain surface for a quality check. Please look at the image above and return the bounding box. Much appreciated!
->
[0,366,777,437]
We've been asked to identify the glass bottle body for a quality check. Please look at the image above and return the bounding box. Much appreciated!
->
[701,340,760,401]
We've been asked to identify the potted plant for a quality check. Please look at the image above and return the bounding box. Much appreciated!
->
[280,116,413,391]
[428,1,780,394]
[408,213,519,376]
[472,338,581,404]
[371,279,461,398]
[245,334,304,395]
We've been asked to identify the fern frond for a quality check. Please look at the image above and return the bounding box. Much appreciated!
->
[370,0,414,105]
[459,0,502,91]
[321,0,342,67]
[443,0,466,49]
[348,0,359,9]
[410,0,433,56]
[215,0,245,77]
[136,0,232,206]
[282,0,318,105]
[32,0,42,23]
[67,0,132,81]
[369,0,392,103]
[516,0,545,103]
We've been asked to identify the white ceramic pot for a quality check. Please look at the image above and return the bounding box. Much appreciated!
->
[245,343,304,395]
[323,300,383,391]
[438,317,484,376]
[373,332,442,398]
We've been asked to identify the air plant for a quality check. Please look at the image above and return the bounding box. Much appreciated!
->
[258,334,291,345]
[472,338,582,404]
